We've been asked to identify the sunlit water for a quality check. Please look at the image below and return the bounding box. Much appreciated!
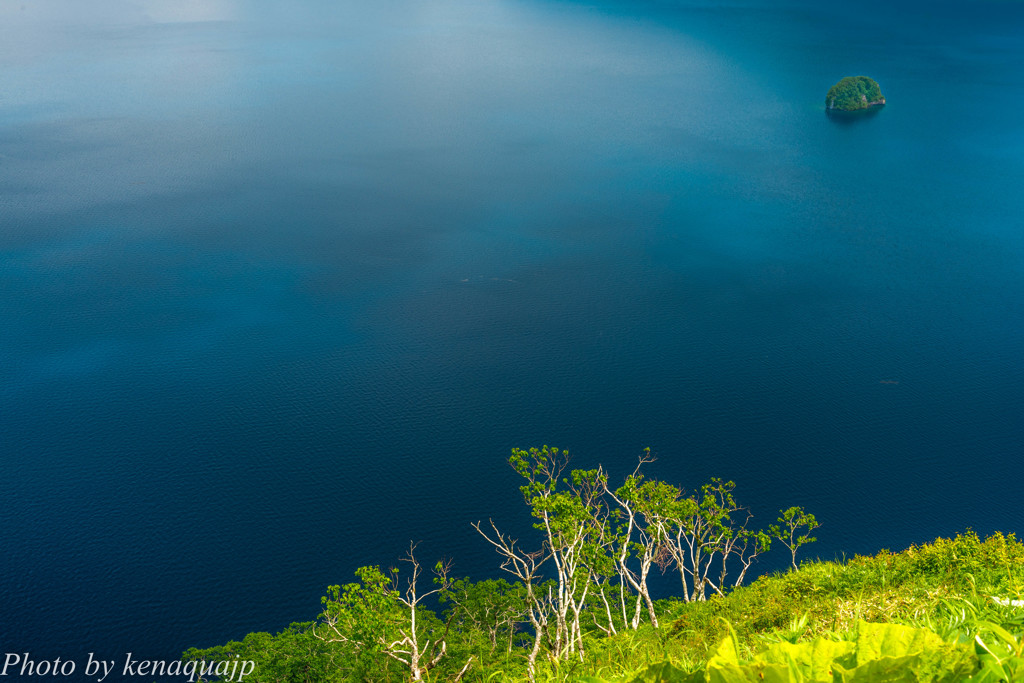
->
[2,0,1023,667]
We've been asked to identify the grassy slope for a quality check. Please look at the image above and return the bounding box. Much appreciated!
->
[555,531,1024,682]
[185,533,1024,682]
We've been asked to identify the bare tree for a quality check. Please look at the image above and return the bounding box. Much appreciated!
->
[603,450,671,628]
[473,519,551,682]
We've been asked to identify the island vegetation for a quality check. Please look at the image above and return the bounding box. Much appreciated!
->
[185,447,1024,682]
[825,76,885,111]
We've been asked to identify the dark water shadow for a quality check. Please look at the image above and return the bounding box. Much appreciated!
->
[826,105,884,126]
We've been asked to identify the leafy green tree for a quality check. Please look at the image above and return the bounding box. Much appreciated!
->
[478,446,631,676]
[605,449,676,628]
[722,526,772,589]
[314,543,460,681]
[507,447,607,663]
[770,506,821,571]
[660,479,769,601]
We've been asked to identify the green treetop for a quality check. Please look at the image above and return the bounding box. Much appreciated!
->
[826,76,885,111]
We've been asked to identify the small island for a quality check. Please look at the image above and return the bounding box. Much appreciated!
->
[825,75,885,111]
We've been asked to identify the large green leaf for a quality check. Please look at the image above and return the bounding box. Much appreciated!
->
[756,638,856,681]
[625,661,704,682]
[848,621,977,681]
[832,655,927,682]
[711,664,798,683]
[702,634,806,682]
[851,621,946,665]
[650,621,979,683]
[625,659,801,683]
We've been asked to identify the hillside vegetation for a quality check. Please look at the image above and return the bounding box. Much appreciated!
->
[185,449,1023,682]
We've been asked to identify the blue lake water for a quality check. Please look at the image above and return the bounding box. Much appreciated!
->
[2,0,1024,668]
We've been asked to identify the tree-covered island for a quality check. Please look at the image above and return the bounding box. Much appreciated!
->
[184,447,1024,682]
[825,76,885,111]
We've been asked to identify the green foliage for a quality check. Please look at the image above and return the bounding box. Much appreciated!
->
[663,532,1024,673]
[320,565,400,647]
[441,577,530,656]
[185,438,1024,683]
[825,76,884,111]
[617,621,977,682]
[183,622,350,683]
[311,547,460,682]
[769,507,820,571]
[186,531,1024,682]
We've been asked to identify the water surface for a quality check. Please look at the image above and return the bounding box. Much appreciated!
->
[2,0,1023,665]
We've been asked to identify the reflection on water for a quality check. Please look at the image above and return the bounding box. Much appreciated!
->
[826,105,885,125]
